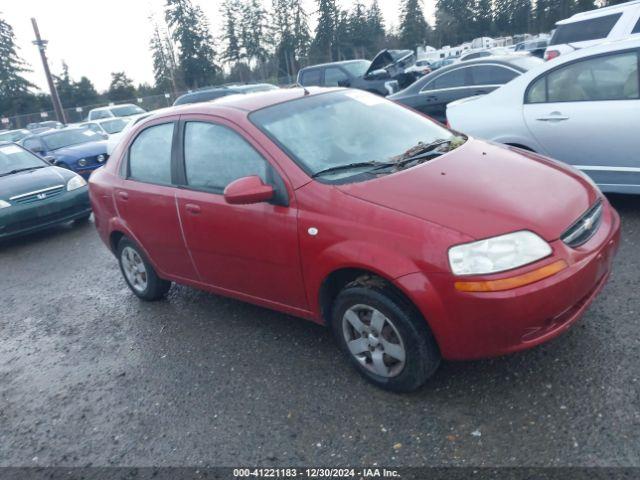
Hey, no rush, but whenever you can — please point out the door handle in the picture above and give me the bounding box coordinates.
[185,203,201,215]
[117,191,129,201]
[536,113,569,122]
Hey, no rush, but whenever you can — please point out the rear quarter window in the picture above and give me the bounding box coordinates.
[550,13,622,45]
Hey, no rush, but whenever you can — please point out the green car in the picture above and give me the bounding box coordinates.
[0,142,91,240]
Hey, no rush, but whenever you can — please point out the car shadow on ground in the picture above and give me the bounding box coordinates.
[0,218,93,251]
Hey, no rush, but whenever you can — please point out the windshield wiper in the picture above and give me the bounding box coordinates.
[0,166,45,177]
[312,161,392,178]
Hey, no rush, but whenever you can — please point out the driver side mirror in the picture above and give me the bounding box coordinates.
[224,176,274,205]
[43,155,56,164]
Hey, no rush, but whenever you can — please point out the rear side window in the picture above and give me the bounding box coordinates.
[526,51,639,103]
[633,17,640,34]
[300,69,321,86]
[183,122,268,192]
[425,68,469,91]
[549,13,622,45]
[471,66,519,85]
[128,123,174,185]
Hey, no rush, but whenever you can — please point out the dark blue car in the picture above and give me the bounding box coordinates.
[20,127,109,179]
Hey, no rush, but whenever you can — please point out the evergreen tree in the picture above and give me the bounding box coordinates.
[73,77,99,106]
[348,3,370,58]
[366,0,386,53]
[272,0,310,77]
[0,13,36,116]
[399,0,432,50]
[165,0,218,89]
[221,0,243,66]
[240,0,270,66]
[310,0,338,63]
[150,19,177,93]
[108,72,136,102]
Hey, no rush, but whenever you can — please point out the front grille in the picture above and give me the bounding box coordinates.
[561,201,603,248]
[10,185,65,205]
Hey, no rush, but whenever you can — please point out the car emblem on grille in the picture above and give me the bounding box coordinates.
[37,193,47,199]
[583,216,594,231]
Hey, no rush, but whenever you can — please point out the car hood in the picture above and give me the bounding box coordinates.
[336,139,598,241]
[366,49,415,77]
[0,166,73,200]
[52,141,107,158]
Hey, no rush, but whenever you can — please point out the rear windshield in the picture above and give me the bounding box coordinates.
[550,13,622,45]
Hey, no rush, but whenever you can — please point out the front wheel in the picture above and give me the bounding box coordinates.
[331,285,441,392]
[117,237,171,301]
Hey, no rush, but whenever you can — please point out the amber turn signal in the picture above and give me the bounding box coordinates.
[455,260,569,293]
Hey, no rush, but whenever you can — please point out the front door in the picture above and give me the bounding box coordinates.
[523,49,640,188]
[175,118,308,309]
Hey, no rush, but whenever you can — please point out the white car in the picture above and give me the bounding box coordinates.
[447,37,640,194]
[87,103,146,121]
[544,0,640,61]
[79,118,130,138]
[105,113,152,155]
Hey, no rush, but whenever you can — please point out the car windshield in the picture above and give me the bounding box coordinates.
[99,118,128,134]
[0,130,29,142]
[251,90,460,181]
[110,105,145,117]
[41,129,103,150]
[341,60,371,77]
[0,143,46,176]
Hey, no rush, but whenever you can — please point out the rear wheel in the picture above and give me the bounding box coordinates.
[117,237,171,301]
[331,285,440,392]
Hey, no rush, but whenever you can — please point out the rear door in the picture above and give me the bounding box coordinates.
[114,118,198,280]
[418,67,474,122]
[523,49,640,188]
[174,116,308,309]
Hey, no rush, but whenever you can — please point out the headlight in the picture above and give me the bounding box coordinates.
[0,199,11,209]
[448,231,552,276]
[67,175,87,191]
[78,158,87,167]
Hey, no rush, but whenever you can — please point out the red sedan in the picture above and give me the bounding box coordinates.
[89,88,620,392]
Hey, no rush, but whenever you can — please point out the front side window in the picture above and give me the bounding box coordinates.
[324,67,349,87]
[128,123,174,185]
[549,13,621,45]
[250,90,458,181]
[527,51,639,103]
[471,65,519,85]
[183,122,268,192]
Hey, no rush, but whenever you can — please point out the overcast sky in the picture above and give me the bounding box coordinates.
[3,0,436,92]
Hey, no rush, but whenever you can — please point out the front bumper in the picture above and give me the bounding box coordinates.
[0,187,91,240]
[398,198,621,361]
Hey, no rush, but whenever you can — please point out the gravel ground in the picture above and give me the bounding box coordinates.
[1,194,639,468]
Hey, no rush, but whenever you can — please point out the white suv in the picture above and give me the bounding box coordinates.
[544,0,640,61]
[87,104,146,121]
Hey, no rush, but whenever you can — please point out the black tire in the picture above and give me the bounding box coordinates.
[117,237,171,301]
[74,213,91,224]
[331,284,441,392]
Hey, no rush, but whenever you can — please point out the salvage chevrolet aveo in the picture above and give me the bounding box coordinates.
[89,88,620,392]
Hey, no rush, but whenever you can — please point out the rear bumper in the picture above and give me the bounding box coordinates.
[0,187,91,240]
[398,199,621,361]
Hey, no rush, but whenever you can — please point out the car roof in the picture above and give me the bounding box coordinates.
[300,59,369,70]
[144,87,337,124]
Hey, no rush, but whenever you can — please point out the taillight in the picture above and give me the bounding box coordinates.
[544,50,560,61]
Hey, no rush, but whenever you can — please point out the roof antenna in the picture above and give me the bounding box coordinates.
[296,82,311,96]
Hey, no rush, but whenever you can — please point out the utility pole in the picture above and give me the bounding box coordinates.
[31,18,66,124]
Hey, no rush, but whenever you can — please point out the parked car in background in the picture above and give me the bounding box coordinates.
[106,114,153,155]
[90,87,619,392]
[0,142,91,240]
[26,121,64,133]
[514,38,550,58]
[459,47,514,62]
[405,60,432,76]
[20,127,109,178]
[297,50,419,96]
[544,0,640,60]
[428,58,457,71]
[0,129,31,143]
[87,104,146,121]
[79,118,129,138]
[447,38,640,194]
[390,55,543,123]
[173,83,279,106]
